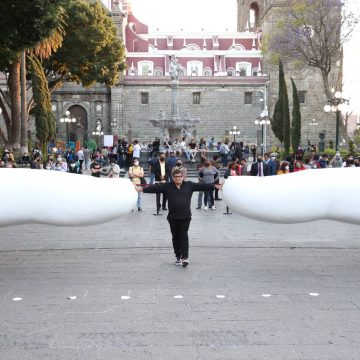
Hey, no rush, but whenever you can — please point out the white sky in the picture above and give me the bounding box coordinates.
[130,0,360,113]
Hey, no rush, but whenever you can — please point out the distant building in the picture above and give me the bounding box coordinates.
[0,0,341,149]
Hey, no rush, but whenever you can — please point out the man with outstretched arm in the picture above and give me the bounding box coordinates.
[135,168,223,267]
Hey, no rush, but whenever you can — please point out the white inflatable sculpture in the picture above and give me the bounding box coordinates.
[222,167,360,225]
[0,169,137,227]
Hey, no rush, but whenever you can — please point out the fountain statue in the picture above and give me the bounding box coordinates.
[150,57,199,141]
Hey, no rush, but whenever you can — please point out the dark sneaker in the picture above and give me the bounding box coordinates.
[175,257,182,266]
[162,206,168,211]
[181,258,189,267]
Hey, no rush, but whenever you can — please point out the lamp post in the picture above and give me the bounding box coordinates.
[254,110,271,155]
[229,126,240,143]
[60,110,77,148]
[323,88,349,151]
[92,120,104,148]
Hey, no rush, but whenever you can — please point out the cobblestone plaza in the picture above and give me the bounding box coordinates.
[1,188,360,359]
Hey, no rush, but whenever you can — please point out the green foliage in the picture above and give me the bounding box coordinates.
[290,78,302,150]
[28,56,56,150]
[0,0,64,69]
[272,100,284,144]
[324,148,336,157]
[348,140,356,155]
[328,140,334,149]
[86,140,97,152]
[280,60,291,155]
[353,129,360,147]
[46,0,125,88]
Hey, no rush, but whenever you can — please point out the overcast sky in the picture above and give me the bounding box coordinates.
[130,0,360,113]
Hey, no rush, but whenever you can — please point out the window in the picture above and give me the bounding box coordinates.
[187,61,203,76]
[141,92,149,105]
[193,92,201,104]
[244,92,253,104]
[227,67,235,76]
[138,61,154,76]
[298,91,306,104]
[236,62,252,76]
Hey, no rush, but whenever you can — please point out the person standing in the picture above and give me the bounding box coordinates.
[166,151,180,181]
[83,146,91,170]
[250,154,270,176]
[133,139,141,160]
[153,152,171,211]
[129,158,145,211]
[77,147,84,170]
[137,168,223,266]
[198,161,220,210]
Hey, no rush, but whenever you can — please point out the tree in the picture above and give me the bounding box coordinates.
[45,0,125,91]
[0,0,65,149]
[291,78,302,150]
[281,62,291,155]
[266,0,359,145]
[271,61,284,144]
[271,59,290,153]
[267,0,358,98]
[272,99,284,145]
[28,56,56,155]
[0,0,125,149]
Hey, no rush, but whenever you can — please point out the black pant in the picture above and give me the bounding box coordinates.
[168,218,191,259]
[156,192,167,209]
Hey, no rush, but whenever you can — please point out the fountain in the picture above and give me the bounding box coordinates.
[149,57,199,141]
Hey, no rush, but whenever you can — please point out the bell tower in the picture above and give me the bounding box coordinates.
[237,0,264,32]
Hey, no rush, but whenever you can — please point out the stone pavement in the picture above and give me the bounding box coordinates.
[1,179,360,360]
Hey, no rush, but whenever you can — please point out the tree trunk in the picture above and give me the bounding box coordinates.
[8,59,21,150]
[20,51,28,154]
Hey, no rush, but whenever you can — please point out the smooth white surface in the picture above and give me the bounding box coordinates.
[0,169,138,227]
[222,168,360,225]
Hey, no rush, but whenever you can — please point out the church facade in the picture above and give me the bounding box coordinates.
[1,0,339,149]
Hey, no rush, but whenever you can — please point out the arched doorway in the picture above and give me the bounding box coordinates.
[67,105,88,145]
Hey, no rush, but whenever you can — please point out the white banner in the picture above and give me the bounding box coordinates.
[103,135,114,147]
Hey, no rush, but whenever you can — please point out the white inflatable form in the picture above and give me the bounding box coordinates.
[0,169,138,227]
[222,167,360,225]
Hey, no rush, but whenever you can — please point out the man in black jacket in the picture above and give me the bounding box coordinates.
[152,153,171,211]
[250,154,270,177]
[136,168,222,267]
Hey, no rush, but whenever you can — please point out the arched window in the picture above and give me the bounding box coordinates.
[250,2,260,29]
[203,67,212,76]
[227,67,235,76]
[128,66,137,76]
[187,61,203,76]
[184,44,201,51]
[154,67,163,76]
[137,61,154,76]
[228,44,246,51]
[236,62,252,76]
[252,67,259,76]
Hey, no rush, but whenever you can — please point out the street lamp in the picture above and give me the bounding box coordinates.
[254,110,271,155]
[92,120,104,148]
[323,88,349,151]
[60,110,77,147]
[229,126,240,143]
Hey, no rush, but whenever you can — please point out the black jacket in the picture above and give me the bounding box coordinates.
[143,181,215,219]
[250,161,270,176]
[153,160,171,182]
